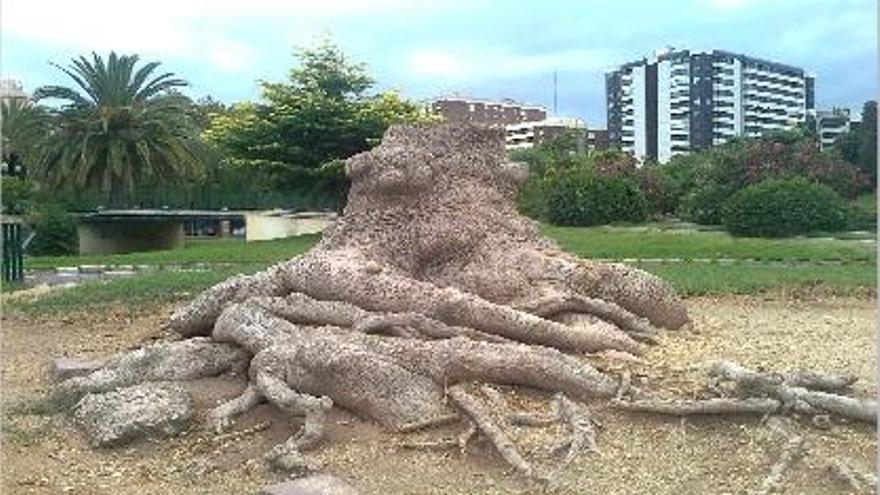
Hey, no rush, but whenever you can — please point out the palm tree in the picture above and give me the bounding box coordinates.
[33,52,204,200]
[1,98,49,177]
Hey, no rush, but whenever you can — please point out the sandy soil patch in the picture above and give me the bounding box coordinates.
[1,295,875,494]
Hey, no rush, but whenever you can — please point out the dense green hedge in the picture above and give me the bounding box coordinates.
[27,205,78,255]
[721,177,847,237]
[547,173,648,226]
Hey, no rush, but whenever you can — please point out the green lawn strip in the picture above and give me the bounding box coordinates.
[11,228,877,314]
[25,228,876,271]
[543,225,876,263]
[25,234,321,270]
[5,264,266,314]
[12,259,874,315]
[636,261,877,296]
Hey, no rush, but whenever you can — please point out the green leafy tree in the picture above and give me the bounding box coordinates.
[857,101,877,184]
[836,126,861,164]
[834,101,877,186]
[796,113,818,142]
[205,39,437,207]
[32,52,205,200]
[189,95,228,131]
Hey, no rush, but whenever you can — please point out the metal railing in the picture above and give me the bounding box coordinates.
[2,220,24,283]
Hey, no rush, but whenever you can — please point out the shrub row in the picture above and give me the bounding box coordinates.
[721,177,847,237]
[546,173,648,227]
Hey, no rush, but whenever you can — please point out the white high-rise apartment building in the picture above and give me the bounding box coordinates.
[606,48,815,163]
[0,79,28,105]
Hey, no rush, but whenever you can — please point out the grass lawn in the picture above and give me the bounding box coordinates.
[636,261,875,296]
[9,264,268,314]
[9,225,875,313]
[25,234,321,270]
[543,225,876,262]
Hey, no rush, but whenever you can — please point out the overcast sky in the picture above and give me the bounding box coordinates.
[2,0,876,126]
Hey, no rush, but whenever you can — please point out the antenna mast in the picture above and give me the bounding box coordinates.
[553,69,558,115]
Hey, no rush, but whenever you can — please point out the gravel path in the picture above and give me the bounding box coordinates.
[1,295,875,494]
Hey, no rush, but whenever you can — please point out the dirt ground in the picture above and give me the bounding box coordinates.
[1,294,876,495]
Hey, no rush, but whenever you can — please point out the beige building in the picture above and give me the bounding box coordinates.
[506,117,586,149]
[431,95,588,150]
[813,108,851,151]
[431,95,547,126]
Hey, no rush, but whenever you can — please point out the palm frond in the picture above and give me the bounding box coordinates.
[130,61,161,95]
[135,72,188,101]
[32,85,91,107]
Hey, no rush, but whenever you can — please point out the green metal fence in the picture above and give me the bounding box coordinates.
[2,221,24,283]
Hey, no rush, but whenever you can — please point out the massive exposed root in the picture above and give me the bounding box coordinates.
[52,338,249,404]
[50,124,874,488]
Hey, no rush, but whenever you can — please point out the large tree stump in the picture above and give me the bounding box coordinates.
[65,123,878,483]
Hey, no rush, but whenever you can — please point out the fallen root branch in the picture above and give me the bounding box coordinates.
[612,397,781,416]
[752,429,807,495]
[709,361,876,423]
[448,384,540,481]
[783,371,857,393]
[827,459,878,494]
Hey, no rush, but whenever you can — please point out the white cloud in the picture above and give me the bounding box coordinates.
[3,0,420,57]
[208,39,258,73]
[409,50,464,78]
[406,47,615,81]
[704,0,754,10]
[4,0,191,55]
[777,10,875,60]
